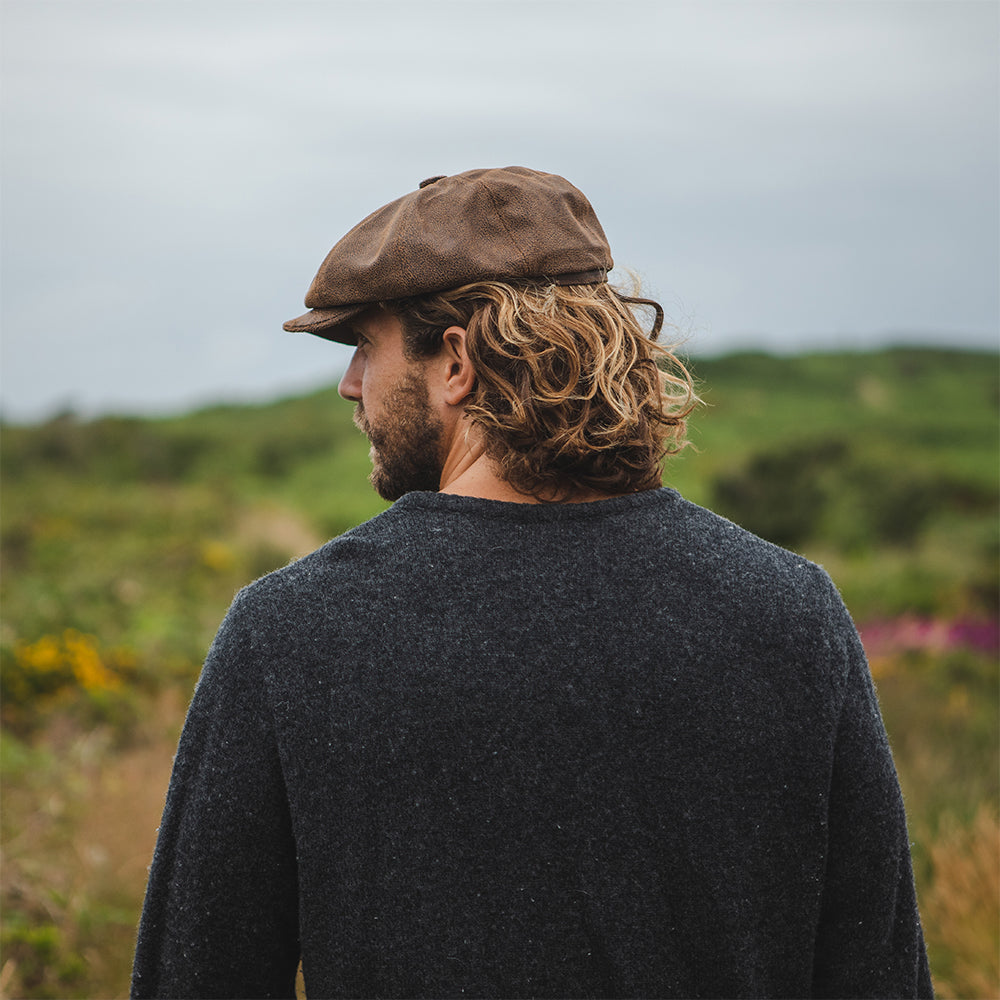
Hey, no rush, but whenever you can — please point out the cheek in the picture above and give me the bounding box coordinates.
[356,360,381,401]
[365,361,414,406]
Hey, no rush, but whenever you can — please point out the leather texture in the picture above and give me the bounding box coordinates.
[283,166,613,344]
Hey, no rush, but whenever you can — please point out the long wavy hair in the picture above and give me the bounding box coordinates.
[382,280,698,500]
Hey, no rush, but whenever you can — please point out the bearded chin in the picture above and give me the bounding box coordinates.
[355,376,446,501]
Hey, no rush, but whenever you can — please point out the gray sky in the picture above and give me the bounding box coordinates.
[2,0,997,422]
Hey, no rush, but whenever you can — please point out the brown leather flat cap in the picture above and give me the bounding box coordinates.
[283,166,613,344]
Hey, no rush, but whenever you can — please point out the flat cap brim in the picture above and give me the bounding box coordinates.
[282,303,368,344]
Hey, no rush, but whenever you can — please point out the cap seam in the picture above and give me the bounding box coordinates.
[396,200,419,289]
[478,178,532,277]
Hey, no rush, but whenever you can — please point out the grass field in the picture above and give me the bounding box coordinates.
[1,346,997,997]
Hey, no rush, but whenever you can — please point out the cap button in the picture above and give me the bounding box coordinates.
[418,175,447,189]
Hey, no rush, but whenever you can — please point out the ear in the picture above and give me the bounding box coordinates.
[438,325,477,406]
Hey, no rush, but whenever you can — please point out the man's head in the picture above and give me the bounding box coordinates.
[380,281,695,500]
[289,168,697,500]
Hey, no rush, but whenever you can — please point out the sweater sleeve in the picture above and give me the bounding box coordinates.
[131,590,300,999]
[810,580,933,998]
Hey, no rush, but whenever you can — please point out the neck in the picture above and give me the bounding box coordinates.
[439,456,537,503]
[438,441,536,502]
[439,447,624,506]
[436,416,625,505]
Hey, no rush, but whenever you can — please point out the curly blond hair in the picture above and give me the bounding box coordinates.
[382,281,698,500]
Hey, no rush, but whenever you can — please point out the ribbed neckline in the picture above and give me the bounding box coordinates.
[388,487,681,524]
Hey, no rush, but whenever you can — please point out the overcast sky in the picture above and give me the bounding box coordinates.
[2,0,997,422]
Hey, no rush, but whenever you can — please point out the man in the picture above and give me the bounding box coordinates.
[131,167,932,998]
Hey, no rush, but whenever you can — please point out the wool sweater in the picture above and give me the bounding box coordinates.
[131,488,932,999]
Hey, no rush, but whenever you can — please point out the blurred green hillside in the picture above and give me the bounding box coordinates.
[1,346,997,997]
[3,347,995,664]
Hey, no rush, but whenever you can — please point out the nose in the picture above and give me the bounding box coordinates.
[338,349,364,402]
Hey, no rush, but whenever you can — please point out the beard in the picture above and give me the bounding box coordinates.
[353,371,446,501]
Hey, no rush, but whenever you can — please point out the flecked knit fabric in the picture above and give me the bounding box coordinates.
[131,488,932,999]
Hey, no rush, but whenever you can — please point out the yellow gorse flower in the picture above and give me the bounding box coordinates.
[15,630,123,692]
[16,634,64,673]
[64,630,121,691]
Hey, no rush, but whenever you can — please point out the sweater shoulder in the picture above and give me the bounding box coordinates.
[213,507,405,651]
[666,494,841,601]
[234,506,397,602]
[663,496,864,684]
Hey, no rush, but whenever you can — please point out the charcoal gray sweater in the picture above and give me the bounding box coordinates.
[131,488,931,998]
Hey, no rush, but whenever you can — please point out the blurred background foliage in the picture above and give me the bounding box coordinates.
[1,346,997,997]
